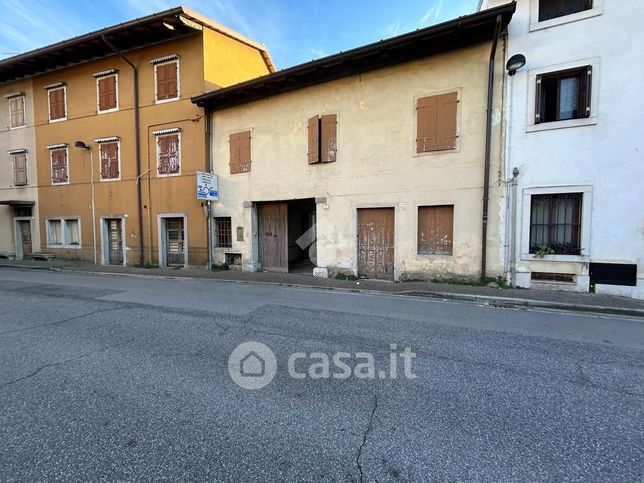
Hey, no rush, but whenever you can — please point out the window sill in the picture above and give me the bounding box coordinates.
[97,108,119,115]
[417,253,453,257]
[48,117,67,123]
[157,172,181,178]
[51,181,70,186]
[521,253,588,263]
[100,177,121,182]
[530,8,602,32]
[527,117,597,133]
[412,147,460,158]
[47,244,81,249]
[155,97,180,105]
[9,124,27,130]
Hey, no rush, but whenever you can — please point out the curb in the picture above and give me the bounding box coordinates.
[2,263,643,319]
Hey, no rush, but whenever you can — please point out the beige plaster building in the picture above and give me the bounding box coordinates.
[193,4,515,280]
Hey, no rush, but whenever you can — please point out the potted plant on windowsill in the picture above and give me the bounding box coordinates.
[533,245,555,258]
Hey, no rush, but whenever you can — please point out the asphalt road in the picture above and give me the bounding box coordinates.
[0,268,643,481]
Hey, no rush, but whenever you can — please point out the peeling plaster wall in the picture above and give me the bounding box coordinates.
[211,43,505,280]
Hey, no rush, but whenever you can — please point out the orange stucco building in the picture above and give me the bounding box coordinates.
[0,7,273,267]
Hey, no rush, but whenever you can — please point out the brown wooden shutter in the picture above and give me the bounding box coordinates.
[416,96,436,153]
[229,132,240,174]
[49,88,65,120]
[238,130,251,173]
[10,97,24,127]
[13,153,27,186]
[51,149,68,183]
[418,205,454,255]
[166,62,178,99]
[109,143,119,178]
[158,136,170,174]
[436,92,458,150]
[320,114,337,163]
[535,74,542,124]
[307,115,319,164]
[98,76,117,111]
[100,144,109,178]
[167,134,180,173]
[157,64,168,100]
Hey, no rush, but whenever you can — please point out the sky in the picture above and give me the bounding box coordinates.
[0,0,479,69]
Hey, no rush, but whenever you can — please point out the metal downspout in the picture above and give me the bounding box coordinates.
[481,15,503,281]
[101,34,145,266]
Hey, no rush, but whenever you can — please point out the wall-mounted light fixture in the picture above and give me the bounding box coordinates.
[506,54,526,76]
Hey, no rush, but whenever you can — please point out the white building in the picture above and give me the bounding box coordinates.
[482,0,644,299]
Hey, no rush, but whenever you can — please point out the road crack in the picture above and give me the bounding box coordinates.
[356,395,378,482]
[0,336,137,390]
[0,307,123,336]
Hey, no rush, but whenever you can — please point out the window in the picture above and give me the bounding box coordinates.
[97,74,118,112]
[155,60,179,102]
[418,205,454,255]
[416,92,458,153]
[536,66,592,123]
[99,141,120,180]
[215,217,232,248]
[156,132,180,175]
[47,218,80,248]
[12,152,27,186]
[50,147,69,184]
[539,0,592,22]
[48,86,66,121]
[307,114,337,164]
[229,130,252,174]
[529,193,582,255]
[9,95,25,128]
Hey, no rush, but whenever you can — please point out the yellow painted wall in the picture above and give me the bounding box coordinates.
[32,33,209,266]
[202,27,271,90]
[210,42,506,279]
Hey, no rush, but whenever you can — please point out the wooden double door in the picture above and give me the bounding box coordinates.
[258,203,288,272]
[357,208,395,280]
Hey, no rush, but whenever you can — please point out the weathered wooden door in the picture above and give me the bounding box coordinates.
[19,220,32,258]
[166,218,185,267]
[358,208,395,280]
[107,219,123,265]
[258,203,288,272]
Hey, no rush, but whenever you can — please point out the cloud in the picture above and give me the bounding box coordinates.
[420,0,445,26]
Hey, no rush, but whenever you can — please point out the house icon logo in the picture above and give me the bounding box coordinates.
[240,351,265,377]
[228,342,277,390]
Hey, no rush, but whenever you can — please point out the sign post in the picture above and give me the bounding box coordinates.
[197,172,218,271]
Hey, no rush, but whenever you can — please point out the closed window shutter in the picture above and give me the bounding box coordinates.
[14,153,27,185]
[238,130,251,173]
[10,97,25,127]
[416,96,436,153]
[166,62,178,99]
[157,64,168,100]
[307,115,319,164]
[49,89,65,120]
[98,77,117,110]
[418,205,454,255]
[320,114,337,162]
[229,133,240,174]
[436,92,458,151]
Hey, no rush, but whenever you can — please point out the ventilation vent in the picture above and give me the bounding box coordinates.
[531,272,575,283]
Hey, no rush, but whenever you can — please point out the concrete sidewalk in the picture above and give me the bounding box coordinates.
[1,258,643,318]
